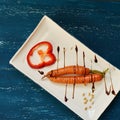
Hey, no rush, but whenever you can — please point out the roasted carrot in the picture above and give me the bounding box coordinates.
[44,65,90,77]
[47,73,103,84]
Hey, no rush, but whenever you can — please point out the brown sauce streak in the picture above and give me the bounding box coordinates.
[63,48,66,68]
[75,45,78,66]
[38,71,44,75]
[64,95,68,102]
[91,60,95,93]
[94,55,98,63]
[63,47,68,102]
[72,45,79,99]
[92,75,95,93]
[83,51,86,84]
[83,51,85,67]
[57,46,60,70]
[72,66,77,99]
[103,77,111,95]
[109,70,116,95]
[64,82,68,102]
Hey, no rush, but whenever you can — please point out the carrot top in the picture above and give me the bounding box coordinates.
[90,68,109,77]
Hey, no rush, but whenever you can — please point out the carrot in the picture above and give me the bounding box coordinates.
[47,73,103,84]
[44,65,90,77]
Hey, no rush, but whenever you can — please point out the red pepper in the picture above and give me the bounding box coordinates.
[27,41,56,69]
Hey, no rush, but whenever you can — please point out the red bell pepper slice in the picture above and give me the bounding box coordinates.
[27,41,56,69]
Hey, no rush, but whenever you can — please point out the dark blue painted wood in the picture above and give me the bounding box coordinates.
[0,0,120,120]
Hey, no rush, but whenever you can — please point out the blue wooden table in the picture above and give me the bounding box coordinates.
[0,0,120,120]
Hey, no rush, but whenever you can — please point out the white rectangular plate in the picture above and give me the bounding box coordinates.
[9,16,120,120]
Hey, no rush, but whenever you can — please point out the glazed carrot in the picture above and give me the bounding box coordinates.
[47,73,103,84]
[44,65,90,77]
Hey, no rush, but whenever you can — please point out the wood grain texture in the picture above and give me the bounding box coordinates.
[0,0,120,120]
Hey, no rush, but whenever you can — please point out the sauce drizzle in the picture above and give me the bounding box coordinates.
[63,47,68,102]
[91,60,95,93]
[75,45,78,66]
[63,48,66,68]
[109,69,116,95]
[72,45,78,99]
[83,51,85,67]
[94,55,98,63]
[38,71,44,75]
[83,51,86,85]
[57,46,60,70]
[64,82,68,102]
[92,81,95,93]
[103,77,111,95]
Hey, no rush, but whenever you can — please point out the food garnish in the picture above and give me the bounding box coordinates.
[27,41,56,69]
